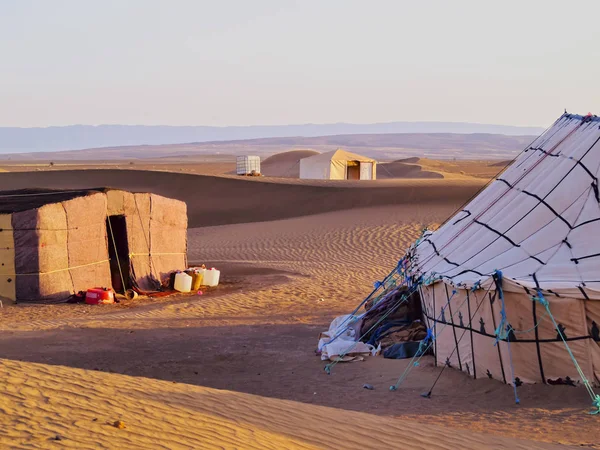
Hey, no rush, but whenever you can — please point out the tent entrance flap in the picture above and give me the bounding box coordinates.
[360,162,373,180]
[106,215,130,293]
[346,160,360,180]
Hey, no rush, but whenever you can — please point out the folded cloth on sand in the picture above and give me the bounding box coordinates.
[320,340,376,362]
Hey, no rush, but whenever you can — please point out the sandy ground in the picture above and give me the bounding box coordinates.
[0,167,596,448]
[0,358,568,450]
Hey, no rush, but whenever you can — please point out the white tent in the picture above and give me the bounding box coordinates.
[406,112,600,388]
[299,149,377,180]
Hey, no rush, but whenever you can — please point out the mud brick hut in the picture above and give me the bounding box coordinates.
[0,189,187,303]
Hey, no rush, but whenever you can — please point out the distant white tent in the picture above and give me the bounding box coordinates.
[299,149,377,180]
[408,112,600,388]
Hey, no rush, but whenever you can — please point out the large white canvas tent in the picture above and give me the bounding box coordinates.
[299,149,376,180]
[407,112,600,389]
[318,112,600,412]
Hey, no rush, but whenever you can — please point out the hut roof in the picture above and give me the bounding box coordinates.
[0,188,108,214]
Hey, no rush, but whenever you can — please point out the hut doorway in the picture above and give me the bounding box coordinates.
[106,215,130,293]
[346,160,360,180]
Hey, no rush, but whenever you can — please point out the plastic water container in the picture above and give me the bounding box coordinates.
[174,272,193,292]
[192,268,206,290]
[203,268,220,287]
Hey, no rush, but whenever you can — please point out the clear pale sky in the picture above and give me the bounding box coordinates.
[1,0,599,128]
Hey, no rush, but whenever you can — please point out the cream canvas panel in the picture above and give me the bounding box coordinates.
[420,282,597,384]
[498,293,592,383]
[440,284,472,372]
[149,194,187,284]
[421,284,501,380]
[0,214,15,301]
[460,286,506,382]
[62,193,111,293]
[299,155,330,179]
[330,160,346,180]
[36,203,72,302]
[124,193,154,290]
[586,301,600,384]
[359,162,372,180]
[359,161,376,180]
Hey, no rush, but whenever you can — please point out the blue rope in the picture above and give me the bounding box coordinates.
[332,263,404,336]
[324,282,418,374]
[390,289,461,391]
[533,289,599,415]
[389,327,435,391]
[390,280,495,393]
[318,257,415,358]
[494,270,520,405]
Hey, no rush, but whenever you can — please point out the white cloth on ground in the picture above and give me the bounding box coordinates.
[317,314,374,361]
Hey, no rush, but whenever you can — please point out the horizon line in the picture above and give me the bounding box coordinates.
[0,119,548,130]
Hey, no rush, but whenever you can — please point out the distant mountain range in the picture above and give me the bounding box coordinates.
[0,122,545,154]
[0,132,537,161]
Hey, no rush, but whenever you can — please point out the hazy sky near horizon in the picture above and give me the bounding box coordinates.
[1,0,599,128]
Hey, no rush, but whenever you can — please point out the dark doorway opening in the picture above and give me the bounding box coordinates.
[106,215,130,293]
[346,160,360,180]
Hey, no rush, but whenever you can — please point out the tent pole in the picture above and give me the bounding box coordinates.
[445,284,462,371]
[466,289,477,379]
[432,283,437,367]
[488,290,507,384]
[531,294,547,383]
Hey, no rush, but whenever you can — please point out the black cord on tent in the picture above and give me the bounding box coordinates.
[429,125,600,281]
[434,113,565,231]
[419,115,591,279]
[420,283,490,398]
[429,187,589,282]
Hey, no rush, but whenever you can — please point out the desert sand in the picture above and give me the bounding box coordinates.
[0,163,595,449]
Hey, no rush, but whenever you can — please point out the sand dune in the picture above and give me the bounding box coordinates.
[378,158,512,180]
[394,157,421,163]
[378,161,444,179]
[0,169,485,227]
[261,149,319,177]
[0,359,562,449]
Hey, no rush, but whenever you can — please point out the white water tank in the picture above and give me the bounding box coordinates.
[174,272,192,293]
[236,156,261,175]
[203,268,220,287]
